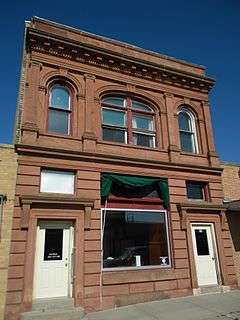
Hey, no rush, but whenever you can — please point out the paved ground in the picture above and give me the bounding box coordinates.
[84,290,240,320]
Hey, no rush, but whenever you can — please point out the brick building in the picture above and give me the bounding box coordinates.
[5,17,238,320]
[221,162,240,287]
[0,145,17,320]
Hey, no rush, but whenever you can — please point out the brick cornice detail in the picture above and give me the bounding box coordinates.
[15,143,222,175]
[27,29,214,93]
[19,194,94,230]
[177,202,227,230]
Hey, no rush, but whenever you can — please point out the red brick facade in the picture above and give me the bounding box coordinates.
[5,17,237,320]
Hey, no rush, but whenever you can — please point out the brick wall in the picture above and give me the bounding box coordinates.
[221,163,240,200]
[0,145,17,320]
[222,163,240,287]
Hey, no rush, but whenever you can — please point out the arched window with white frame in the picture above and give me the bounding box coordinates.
[48,84,71,135]
[178,108,198,153]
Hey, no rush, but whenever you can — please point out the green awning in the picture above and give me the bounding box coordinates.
[101,173,170,208]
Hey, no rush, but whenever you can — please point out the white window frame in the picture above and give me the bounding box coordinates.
[48,85,71,135]
[101,107,128,144]
[40,170,75,194]
[178,108,199,154]
[101,208,171,271]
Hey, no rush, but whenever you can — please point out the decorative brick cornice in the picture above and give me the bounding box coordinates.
[177,202,227,230]
[19,194,95,230]
[27,28,215,93]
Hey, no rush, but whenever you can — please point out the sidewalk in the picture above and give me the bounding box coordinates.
[84,290,240,320]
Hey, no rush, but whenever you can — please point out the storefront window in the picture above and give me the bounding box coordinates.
[102,209,170,269]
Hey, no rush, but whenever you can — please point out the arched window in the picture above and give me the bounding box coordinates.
[178,108,198,153]
[101,96,156,148]
[48,84,71,135]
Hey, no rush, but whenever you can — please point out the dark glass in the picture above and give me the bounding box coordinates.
[51,86,70,110]
[132,100,152,112]
[178,112,191,131]
[48,110,69,134]
[187,182,204,200]
[195,229,209,255]
[180,132,194,152]
[103,210,169,268]
[44,229,63,261]
[102,127,125,143]
[102,109,126,127]
[133,133,154,147]
[102,97,124,107]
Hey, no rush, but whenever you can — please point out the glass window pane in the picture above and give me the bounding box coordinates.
[178,112,191,131]
[40,170,75,194]
[102,109,126,127]
[44,229,63,261]
[132,100,152,112]
[195,229,209,255]
[51,86,70,110]
[133,133,154,148]
[132,115,153,130]
[102,97,124,107]
[103,127,126,143]
[48,110,69,135]
[180,132,194,152]
[103,210,169,268]
[187,183,204,200]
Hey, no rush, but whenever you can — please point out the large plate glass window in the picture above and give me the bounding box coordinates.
[102,209,170,269]
[101,97,156,147]
[48,85,71,135]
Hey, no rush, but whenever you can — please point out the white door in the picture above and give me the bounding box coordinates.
[34,221,73,299]
[191,224,219,286]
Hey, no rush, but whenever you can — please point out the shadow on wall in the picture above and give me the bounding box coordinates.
[227,212,240,252]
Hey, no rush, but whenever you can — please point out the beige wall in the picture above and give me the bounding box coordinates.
[221,163,240,201]
[0,145,17,320]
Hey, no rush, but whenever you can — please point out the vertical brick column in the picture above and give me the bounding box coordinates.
[202,101,219,166]
[82,74,97,152]
[21,61,41,143]
[198,118,208,154]
[164,93,180,162]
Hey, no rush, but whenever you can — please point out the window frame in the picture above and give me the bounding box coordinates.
[101,96,156,148]
[178,108,198,154]
[48,84,72,135]
[101,207,171,271]
[186,181,209,201]
[40,169,75,195]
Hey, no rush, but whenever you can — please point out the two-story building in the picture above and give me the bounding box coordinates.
[5,16,238,320]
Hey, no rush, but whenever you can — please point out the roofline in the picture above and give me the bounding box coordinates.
[0,144,14,149]
[32,16,206,72]
[221,161,240,167]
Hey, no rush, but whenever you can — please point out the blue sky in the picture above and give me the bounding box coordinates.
[1,0,240,162]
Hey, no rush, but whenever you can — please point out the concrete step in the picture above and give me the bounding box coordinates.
[194,285,230,296]
[200,285,223,294]
[21,298,85,320]
[21,307,85,320]
[32,297,74,311]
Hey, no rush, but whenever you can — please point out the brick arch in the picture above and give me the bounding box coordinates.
[174,99,202,120]
[95,84,166,113]
[40,70,82,94]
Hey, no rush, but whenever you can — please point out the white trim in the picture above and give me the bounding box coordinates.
[178,108,199,154]
[191,223,220,286]
[33,221,74,298]
[101,208,171,271]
